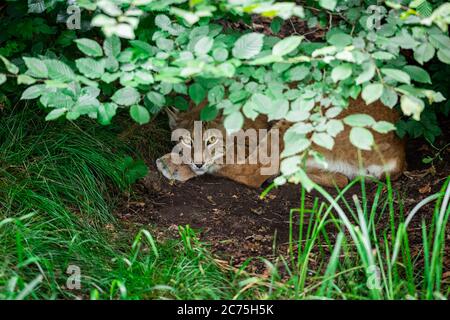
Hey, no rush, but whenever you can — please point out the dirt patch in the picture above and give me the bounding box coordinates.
[122,173,301,263]
[116,119,450,277]
[115,17,450,277]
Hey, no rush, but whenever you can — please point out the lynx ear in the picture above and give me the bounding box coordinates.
[166,107,180,130]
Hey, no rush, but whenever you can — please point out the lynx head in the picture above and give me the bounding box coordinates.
[156,103,227,180]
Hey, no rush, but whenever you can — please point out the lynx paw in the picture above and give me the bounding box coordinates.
[156,153,196,182]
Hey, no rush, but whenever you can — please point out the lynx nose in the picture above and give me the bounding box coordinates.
[194,163,203,169]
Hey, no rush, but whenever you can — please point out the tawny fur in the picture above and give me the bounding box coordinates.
[157,98,406,188]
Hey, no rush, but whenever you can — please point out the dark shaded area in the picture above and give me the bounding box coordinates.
[116,117,450,282]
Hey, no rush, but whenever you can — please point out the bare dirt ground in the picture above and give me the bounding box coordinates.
[115,118,450,281]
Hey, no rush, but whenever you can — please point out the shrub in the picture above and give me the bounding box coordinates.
[0,0,449,186]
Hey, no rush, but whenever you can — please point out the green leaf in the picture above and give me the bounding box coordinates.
[146,91,166,107]
[361,83,383,104]
[281,138,310,158]
[232,33,264,59]
[207,85,225,104]
[272,36,303,56]
[414,0,433,16]
[75,58,105,79]
[21,84,45,100]
[380,88,398,108]
[75,38,103,57]
[328,33,352,47]
[319,0,337,11]
[270,18,283,34]
[242,100,259,120]
[0,74,6,85]
[45,108,67,121]
[0,56,19,74]
[170,7,199,25]
[103,36,121,57]
[224,111,244,134]
[111,87,141,106]
[155,14,172,31]
[130,40,154,56]
[372,121,396,133]
[217,62,235,77]
[269,99,289,120]
[326,119,344,137]
[194,36,214,56]
[173,96,189,111]
[23,57,48,78]
[403,65,431,84]
[355,62,375,85]
[429,34,450,51]
[400,95,424,121]
[44,60,76,82]
[325,107,342,118]
[381,68,411,84]
[130,105,150,125]
[331,64,352,82]
[156,38,174,51]
[372,51,395,60]
[188,83,206,105]
[212,48,228,62]
[134,70,154,85]
[98,103,118,125]
[414,43,435,65]
[45,92,75,109]
[289,122,314,134]
[280,156,301,176]
[72,94,100,114]
[349,127,374,150]
[343,114,376,127]
[200,105,218,121]
[101,72,121,83]
[437,49,450,64]
[312,132,334,150]
[285,65,309,81]
[66,111,80,121]
[17,75,36,85]
[286,110,310,122]
[252,93,275,114]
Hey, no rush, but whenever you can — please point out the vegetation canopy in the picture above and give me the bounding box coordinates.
[1,0,450,186]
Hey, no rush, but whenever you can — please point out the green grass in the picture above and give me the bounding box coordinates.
[0,106,448,300]
[247,177,450,299]
[0,106,238,299]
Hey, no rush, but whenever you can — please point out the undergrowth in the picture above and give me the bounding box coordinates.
[0,104,448,300]
[0,105,236,299]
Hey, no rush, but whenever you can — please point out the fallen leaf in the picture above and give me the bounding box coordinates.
[419,184,431,194]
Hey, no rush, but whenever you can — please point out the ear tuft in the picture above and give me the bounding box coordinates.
[166,107,180,130]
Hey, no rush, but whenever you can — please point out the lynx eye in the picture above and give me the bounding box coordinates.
[206,135,217,146]
[180,136,192,146]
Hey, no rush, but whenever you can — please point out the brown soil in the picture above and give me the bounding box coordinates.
[115,119,450,279]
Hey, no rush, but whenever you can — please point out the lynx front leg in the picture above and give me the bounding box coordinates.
[156,153,197,182]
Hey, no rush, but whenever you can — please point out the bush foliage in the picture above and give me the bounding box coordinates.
[1,0,450,186]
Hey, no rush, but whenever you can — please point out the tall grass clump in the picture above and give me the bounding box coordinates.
[244,177,450,300]
[0,105,236,299]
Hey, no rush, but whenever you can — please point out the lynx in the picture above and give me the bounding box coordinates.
[156,98,406,188]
